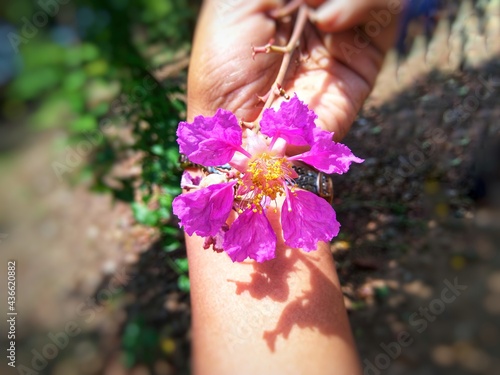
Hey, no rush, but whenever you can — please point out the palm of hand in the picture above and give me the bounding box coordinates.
[188,1,393,141]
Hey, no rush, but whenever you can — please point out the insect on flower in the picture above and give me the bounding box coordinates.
[173,94,363,263]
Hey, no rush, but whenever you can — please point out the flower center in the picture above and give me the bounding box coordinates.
[236,153,294,212]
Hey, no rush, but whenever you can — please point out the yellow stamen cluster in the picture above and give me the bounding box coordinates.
[236,153,294,212]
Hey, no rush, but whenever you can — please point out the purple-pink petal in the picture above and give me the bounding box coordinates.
[177,109,243,166]
[260,94,317,146]
[290,129,363,174]
[172,181,236,237]
[281,189,340,251]
[223,209,277,263]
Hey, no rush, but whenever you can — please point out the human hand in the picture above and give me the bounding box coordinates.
[187,0,403,141]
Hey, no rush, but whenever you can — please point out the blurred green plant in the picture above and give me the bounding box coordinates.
[122,316,160,367]
[3,0,199,370]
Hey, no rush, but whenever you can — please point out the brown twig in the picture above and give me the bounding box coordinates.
[254,5,309,128]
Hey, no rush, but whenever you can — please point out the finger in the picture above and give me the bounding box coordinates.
[310,0,406,33]
[202,0,285,25]
[303,0,325,8]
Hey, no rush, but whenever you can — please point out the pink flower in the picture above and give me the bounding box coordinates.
[173,95,363,262]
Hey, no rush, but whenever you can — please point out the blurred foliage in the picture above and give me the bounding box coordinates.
[2,0,199,369]
[122,316,160,368]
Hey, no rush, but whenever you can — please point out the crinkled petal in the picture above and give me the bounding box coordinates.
[177,109,243,166]
[281,189,340,251]
[290,129,363,174]
[260,94,316,146]
[173,181,236,237]
[223,209,277,262]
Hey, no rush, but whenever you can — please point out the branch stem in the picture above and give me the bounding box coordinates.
[255,5,309,127]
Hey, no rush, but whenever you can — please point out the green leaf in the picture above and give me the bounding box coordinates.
[163,241,181,253]
[161,226,180,237]
[70,115,98,132]
[81,43,100,62]
[151,144,164,155]
[90,102,110,117]
[85,59,109,77]
[171,98,185,113]
[165,147,179,166]
[375,286,390,300]
[131,202,159,226]
[157,207,170,220]
[163,185,181,196]
[177,274,190,292]
[9,67,61,100]
[174,258,189,273]
[21,43,66,69]
[63,71,88,92]
[30,98,73,129]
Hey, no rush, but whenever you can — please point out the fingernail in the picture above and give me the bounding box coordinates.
[314,0,343,23]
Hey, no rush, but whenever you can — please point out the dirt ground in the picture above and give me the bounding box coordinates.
[1,1,499,374]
